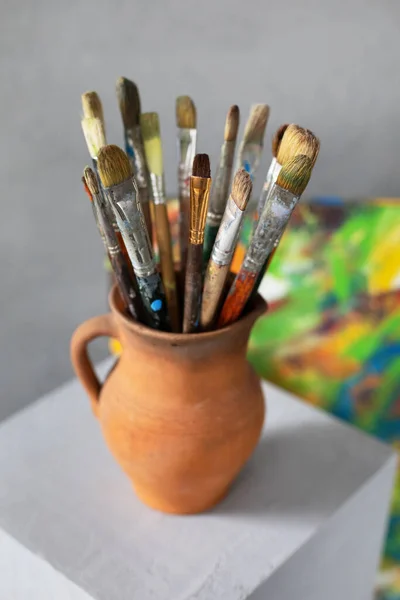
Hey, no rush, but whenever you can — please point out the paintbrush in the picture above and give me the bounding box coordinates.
[203,105,240,266]
[235,104,270,179]
[257,124,320,220]
[176,96,197,275]
[97,144,170,331]
[249,126,320,298]
[141,112,180,332]
[83,167,146,322]
[201,169,252,331]
[81,116,107,176]
[218,155,314,328]
[81,91,105,135]
[116,77,153,244]
[183,154,212,333]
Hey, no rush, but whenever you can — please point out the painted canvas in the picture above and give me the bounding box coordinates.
[234,198,400,600]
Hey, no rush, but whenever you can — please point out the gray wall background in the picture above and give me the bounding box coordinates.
[0,0,399,420]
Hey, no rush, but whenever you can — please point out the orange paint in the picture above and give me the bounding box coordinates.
[218,270,258,328]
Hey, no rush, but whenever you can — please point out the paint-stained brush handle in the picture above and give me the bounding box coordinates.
[202,223,220,268]
[153,203,180,332]
[179,197,190,275]
[139,187,153,246]
[218,269,258,328]
[136,272,170,331]
[183,244,203,333]
[201,260,230,330]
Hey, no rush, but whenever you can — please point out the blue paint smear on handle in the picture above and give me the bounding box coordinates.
[151,299,163,312]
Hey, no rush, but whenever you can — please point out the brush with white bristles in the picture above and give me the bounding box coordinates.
[176,96,197,276]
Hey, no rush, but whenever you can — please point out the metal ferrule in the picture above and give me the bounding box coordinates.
[177,128,197,199]
[189,176,211,244]
[104,178,156,277]
[125,127,149,199]
[243,184,299,274]
[211,196,243,266]
[257,159,282,216]
[149,173,166,205]
[208,140,235,219]
[236,142,263,179]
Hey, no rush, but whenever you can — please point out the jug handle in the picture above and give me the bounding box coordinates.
[70,313,119,417]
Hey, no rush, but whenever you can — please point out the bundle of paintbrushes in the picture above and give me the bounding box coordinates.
[80,79,320,334]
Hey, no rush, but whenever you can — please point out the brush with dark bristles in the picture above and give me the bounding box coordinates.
[83,167,145,322]
[218,155,314,328]
[203,105,240,266]
[81,91,105,135]
[235,104,270,179]
[249,125,321,297]
[183,154,212,333]
[141,112,180,332]
[97,144,170,331]
[176,96,197,276]
[116,77,153,244]
[201,169,252,330]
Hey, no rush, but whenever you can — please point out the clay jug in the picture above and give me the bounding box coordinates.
[71,285,266,514]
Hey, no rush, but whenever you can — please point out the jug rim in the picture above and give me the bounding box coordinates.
[109,284,267,344]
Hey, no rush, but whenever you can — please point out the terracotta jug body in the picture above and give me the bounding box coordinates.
[71,285,266,514]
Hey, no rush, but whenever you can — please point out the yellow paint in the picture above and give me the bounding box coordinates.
[143,137,163,176]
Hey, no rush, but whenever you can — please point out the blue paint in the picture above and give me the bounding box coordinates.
[243,160,251,174]
[151,299,163,312]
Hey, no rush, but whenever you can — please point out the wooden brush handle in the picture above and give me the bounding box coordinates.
[183,243,203,333]
[201,260,229,330]
[218,269,257,328]
[179,196,190,276]
[154,203,180,332]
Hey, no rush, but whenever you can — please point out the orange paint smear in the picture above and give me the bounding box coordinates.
[218,270,257,327]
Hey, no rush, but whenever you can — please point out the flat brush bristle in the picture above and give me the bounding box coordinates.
[231,169,252,210]
[192,154,211,178]
[224,105,240,142]
[176,96,197,129]
[81,117,106,158]
[141,112,163,176]
[140,112,160,141]
[83,166,99,196]
[277,124,320,166]
[276,155,313,197]
[116,76,141,129]
[272,124,289,158]
[97,145,133,188]
[243,104,270,145]
[81,91,104,123]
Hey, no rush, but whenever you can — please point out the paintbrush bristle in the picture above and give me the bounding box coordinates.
[116,76,141,130]
[231,169,252,210]
[224,105,240,142]
[83,166,99,196]
[176,96,197,129]
[192,154,211,178]
[141,112,163,176]
[272,124,289,158]
[81,117,106,159]
[277,124,320,166]
[81,91,104,124]
[276,155,313,197]
[243,104,270,145]
[97,144,133,188]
